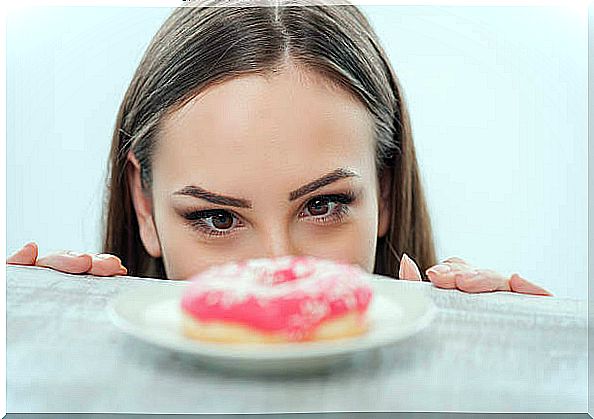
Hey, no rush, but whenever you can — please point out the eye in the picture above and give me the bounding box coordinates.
[182,209,243,237]
[210,212,234,229]
[300,192,356,225]
[306,197,332,217]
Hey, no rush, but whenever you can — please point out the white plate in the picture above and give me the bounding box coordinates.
[108,276,437,374]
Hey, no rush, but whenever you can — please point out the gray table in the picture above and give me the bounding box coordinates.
[6,264,587,413]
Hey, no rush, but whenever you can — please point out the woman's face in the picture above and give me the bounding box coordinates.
[128,65,392,279]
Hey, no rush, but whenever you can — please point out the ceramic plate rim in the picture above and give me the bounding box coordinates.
[108,275,437,361]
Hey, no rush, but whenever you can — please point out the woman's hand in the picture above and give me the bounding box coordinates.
[6,242,127,277]
[398,253,553,296]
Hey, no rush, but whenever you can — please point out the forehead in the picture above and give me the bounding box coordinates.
[154,67,375,192]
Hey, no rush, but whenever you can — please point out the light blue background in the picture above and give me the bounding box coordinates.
[6,5,587,298]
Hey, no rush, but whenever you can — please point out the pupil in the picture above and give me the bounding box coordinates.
[212,212,233,229]
[308,199,329,216]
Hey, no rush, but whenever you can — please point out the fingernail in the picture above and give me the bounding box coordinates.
[401,253,413,267]
[400,253,421,281]
[66,251,84,257]
[427,264,451,274]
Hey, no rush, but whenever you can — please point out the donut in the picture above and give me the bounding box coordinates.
[180,256,373,343]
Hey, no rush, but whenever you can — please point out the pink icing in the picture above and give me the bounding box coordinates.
[180,256,373,341]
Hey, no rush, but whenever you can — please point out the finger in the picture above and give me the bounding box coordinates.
[509,274,553,296]
[441,256,473,271]
[7,242,39,265]
[36,251,93,274]
[88,254,127,277]
[399,253,422,281]
[442,256,469,266]
[455,269,511,293]
[425,264,457,289]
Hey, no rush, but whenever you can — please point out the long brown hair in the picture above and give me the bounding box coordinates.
[102,3,437,279]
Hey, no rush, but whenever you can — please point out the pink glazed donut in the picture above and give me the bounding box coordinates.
[180,256,373,343]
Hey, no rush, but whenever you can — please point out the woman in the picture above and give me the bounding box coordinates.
[6,3,551,295]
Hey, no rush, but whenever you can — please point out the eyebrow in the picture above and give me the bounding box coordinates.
[173,167,360,208]
[288,168,360,201]
[173,186,251,208]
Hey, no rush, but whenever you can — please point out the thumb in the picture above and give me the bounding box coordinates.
[509,273,553,296]
[399,253,422,281]
[7,242,39,265]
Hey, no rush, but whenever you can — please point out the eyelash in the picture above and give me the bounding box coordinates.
[182,209,244,238]
[297,192,354,225]
[181,191,356,238]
